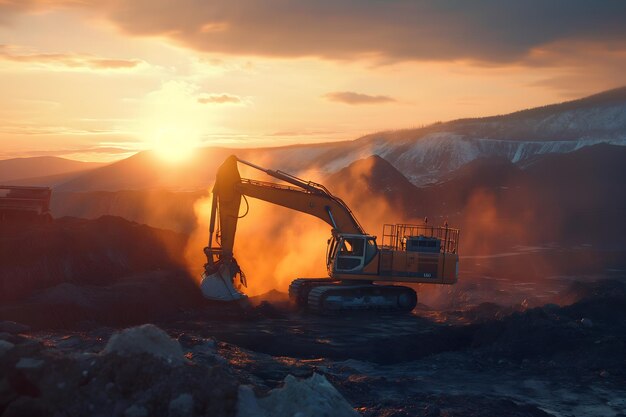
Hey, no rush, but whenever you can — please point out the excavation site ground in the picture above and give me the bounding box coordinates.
[1,215,625,416]
[1,267,625,417]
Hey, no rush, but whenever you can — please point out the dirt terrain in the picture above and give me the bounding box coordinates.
[1,274,625,416]
[1,217,625,416]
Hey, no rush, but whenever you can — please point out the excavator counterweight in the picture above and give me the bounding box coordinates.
[200,155,460,313]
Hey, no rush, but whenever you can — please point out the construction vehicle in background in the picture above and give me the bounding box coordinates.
[200,155,460,313]
[0,185,52,222]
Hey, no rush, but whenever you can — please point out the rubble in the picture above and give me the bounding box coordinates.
[15,358,44,370]
[169,393,194,417]
[102,324,185,365]
[237,373,359,417]
[0,340,14,357]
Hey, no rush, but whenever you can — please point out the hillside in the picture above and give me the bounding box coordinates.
[45,87,626,192]
[0,156,104,183]
[0,216,188,304]
[330,144,626,249]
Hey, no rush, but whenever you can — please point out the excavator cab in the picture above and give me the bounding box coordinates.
[327,233,378,274]
[201,155,461,313]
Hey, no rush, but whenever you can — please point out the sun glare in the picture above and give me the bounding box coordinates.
[150,125,198,163]
[137,81,215,163]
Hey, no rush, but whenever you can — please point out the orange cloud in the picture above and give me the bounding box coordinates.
[197,94,242,105]
[0,45,142,70]
[3,1,626,66]
[323,91,396,105]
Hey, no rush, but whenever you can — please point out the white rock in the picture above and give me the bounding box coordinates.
[169,393,194,417]
[124,404,148,417]
[15,357,44,370]
[0,340,14,357]
[237,373,359,417]
[580,318,593,328]
[102,324,184,365]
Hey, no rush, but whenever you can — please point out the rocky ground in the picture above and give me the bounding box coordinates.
[1,217,625,416]
[1,276,625,417]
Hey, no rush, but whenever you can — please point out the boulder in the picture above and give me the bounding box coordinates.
[102,324,184,365]
[237,373,359,417]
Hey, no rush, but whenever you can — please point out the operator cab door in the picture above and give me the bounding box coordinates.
[328,235,378,275]
[335,236,365,272]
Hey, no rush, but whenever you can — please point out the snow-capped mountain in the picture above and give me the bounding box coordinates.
[305,86,626,184]
[50,86,626,192]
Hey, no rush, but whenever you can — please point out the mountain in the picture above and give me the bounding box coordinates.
[0,156,104,183]
[50,87,626,192]
[330,144,626,250]
[55,148,232,192]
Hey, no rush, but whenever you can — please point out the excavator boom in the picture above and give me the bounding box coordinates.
[200,155,460,313]
[201,155,366,301]
[208,155,364,261]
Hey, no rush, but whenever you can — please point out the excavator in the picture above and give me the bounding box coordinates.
[200,155,460,313]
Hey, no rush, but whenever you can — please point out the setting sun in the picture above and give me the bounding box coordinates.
[149,126,199,163]
[138,81,211,162]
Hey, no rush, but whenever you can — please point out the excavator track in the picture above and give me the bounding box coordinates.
[307,284,417,314]
[289,278,339,309]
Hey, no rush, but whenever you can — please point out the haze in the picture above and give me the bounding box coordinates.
[1,0,626,162]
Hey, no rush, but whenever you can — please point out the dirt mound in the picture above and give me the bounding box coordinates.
[0,216,187,303]
[0,271,205,329]
[238,373,359,417]
[0,325,238,417]
[467,279,626,378]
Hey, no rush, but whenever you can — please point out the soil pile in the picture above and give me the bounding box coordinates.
[0,216,187,304]
[0,324,237,417]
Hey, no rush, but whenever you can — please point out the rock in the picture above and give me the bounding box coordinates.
[237,373,359,417]
[580,318,593,328]
[0,321,30,334]
[102,324,185,365]
[0,332,22,344]
[169,393,194,417]
[15,357,44,370]
[0,340,15,356]
[124,404,149,417]
[600,370,609,378]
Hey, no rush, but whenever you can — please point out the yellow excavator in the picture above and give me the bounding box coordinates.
[200,155,460,313]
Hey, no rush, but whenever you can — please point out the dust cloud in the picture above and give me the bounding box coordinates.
[183,156,615,306]
[184,180,330,296]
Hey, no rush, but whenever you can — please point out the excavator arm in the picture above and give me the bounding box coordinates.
[201,155,366,300]
[210,155,364,260]
[201,155,460,312]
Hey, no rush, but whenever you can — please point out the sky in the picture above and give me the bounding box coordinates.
[1,0,626,162]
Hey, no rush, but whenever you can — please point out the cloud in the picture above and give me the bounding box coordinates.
[323,91,396,105]
[270,129,338,137]
[197,93,242,104]
[0,122,122,136]
[14,146,136,157]
[0,45,143,70]
[3,1,626,70]
[524,39,626,97]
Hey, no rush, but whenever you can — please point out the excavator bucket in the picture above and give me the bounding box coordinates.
[200,261,247,302]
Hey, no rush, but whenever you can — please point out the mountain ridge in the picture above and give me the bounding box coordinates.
[33,86,626,191]
[0,156,105,184]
